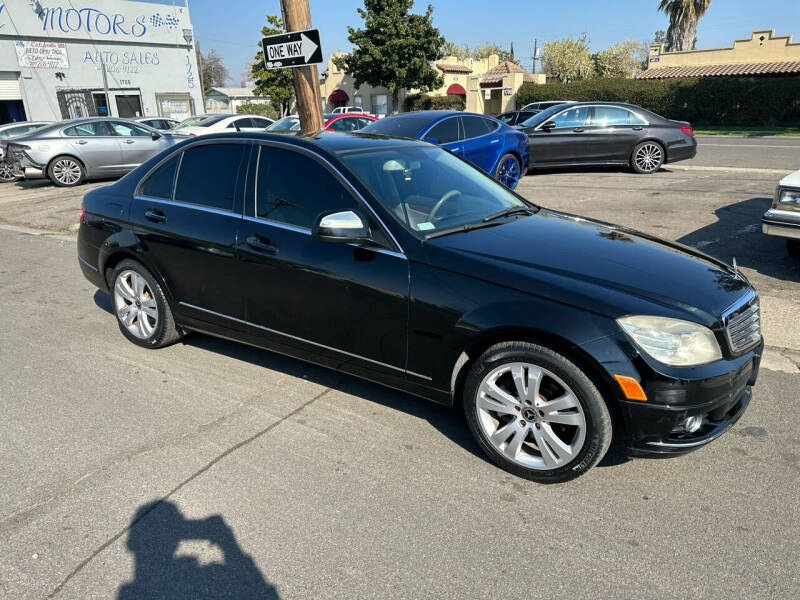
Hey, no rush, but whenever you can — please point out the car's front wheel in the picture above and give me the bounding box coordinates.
[463,341,612,483]
[0,159,19,183]
[48,155,85,187]
[631,141,664,174]
[111,260,182,349]
[495,153,521,189]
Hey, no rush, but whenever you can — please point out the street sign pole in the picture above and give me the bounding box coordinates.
[278,0,323,134]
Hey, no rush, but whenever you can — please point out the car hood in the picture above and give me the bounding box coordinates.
[779,168,800,188]
[423,209,752,325]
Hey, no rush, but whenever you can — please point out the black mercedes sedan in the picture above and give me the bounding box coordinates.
[78,131,760,483]
[519,102,697,174]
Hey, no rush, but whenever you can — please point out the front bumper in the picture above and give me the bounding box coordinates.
[762,209,800,240]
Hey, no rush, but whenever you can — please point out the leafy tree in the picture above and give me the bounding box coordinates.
[658,0,712,52]
[594,40,649,78]
[236,102,278,120]
[541,34,595,83]
[250,15,295,117]
[441,41,519,64]
[199,48,229,93]
[653,30,667,44]
[334,0,444,114]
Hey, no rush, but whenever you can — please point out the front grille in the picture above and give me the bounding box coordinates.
[723,292,761,353]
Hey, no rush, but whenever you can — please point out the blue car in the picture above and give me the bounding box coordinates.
[360,111,529,189]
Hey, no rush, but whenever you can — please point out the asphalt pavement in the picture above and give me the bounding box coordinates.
[1,136,799,599]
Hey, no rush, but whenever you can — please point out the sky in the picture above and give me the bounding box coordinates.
[187,0,800,86]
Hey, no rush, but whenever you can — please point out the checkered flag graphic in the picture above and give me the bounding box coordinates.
[149,14,163,28]
[164,14,179,29]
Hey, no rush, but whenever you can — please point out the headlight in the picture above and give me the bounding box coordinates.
[774,187,800,212]
[617,315,722,366]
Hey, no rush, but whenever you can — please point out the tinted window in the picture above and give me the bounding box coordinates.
[110,121,151,136]
[592,106,632,126]
[251,118,271,128]
[426,118,461,143]
[327,117,354,132]
[356,117,374,129]
[462,116,495,139]
[360,115,435,138]
[496,113,514,124]
[140,154,179,199]
[629,112,648,126]
[63,121,111,136]
[227,118,253,129]
[175,143,245,211]
[551,107,589,128]
[256,146,357,229]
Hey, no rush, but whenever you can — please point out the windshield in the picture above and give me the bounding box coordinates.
[340,145,532,236]
[359,115,433,139]
[267,116,300,131]
[518,104,569,128]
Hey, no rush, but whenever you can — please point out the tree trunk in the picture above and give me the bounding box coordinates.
[666,18,698,52]
[392,88,400,115]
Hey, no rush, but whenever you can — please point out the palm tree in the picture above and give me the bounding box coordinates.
[658,0,712,52]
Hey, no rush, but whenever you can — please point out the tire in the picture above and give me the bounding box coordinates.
[110,260,181,349]
[463,341,612,483]
[788,239,800,260]
[0,159,19,183]
[630,141,664,174]
[495,153,521,189]
[47,155,85,187]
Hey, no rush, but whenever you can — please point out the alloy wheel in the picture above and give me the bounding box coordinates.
[476,362,586,470]
[634,143,663,173]
[52,159,82,185]
[497,156,521,188]
[0,159,17,182]
[113,270,158,340]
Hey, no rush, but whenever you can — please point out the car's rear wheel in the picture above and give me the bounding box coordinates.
[48,155,84,187]
[0,159,19,183]
[788,239,800,260]
[631,141,664,174]
[111,260,181,349]
[463,341,612,483]
[495,153,521,189]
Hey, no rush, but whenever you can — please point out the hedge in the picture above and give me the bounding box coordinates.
[404,93,465,112]
[515,77,800,126]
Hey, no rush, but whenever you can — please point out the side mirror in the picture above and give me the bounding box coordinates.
[541,121,556,131]
[312,210,370,243]
[151,131,161,140]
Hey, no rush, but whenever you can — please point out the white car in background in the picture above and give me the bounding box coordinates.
[762,168,800,259]
[135,117,181,131]
[173,114,275,136]
[1,121,53,182]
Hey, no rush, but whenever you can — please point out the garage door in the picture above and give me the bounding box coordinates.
[0,73,23,101]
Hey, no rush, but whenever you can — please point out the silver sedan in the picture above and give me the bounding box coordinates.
[5,117,186,187]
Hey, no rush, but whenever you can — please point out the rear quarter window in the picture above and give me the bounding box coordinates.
[140,154,179,199]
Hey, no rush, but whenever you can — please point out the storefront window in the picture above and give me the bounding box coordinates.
[354,96,363,109]
[371,94,389,117]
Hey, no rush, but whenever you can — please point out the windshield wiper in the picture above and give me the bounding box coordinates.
[482,206,538,223]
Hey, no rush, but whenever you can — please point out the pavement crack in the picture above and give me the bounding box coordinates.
[44,382,340,598]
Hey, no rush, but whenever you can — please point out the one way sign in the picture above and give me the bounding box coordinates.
[261,28,323,69]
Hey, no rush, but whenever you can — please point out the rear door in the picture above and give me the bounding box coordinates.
[527,105,591,165]
[61,120,124,174]
[460,115,500,173]
[585,106,646,162]
[423,116,463,157]
[129,141,249,325]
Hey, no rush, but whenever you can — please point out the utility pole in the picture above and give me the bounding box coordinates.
[532,39,539,74]
[101,61,112,117]
[279,0,323,134]
[196,40,206,106]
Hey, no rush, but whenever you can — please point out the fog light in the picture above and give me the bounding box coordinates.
[684,415,704,433]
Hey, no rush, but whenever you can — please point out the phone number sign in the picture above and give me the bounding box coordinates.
[15,41,70,69]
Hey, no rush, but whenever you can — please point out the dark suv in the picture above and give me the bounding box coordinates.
[78,131,762,483]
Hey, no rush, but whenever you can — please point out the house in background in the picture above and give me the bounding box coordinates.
[638,29,800,80]
[465,61,544,115]
[204,87,270,114]
[319,54,400,116]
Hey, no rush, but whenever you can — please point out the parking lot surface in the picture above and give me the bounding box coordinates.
[1,139,799,599]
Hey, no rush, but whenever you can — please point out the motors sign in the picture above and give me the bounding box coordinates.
[261,28,322,69]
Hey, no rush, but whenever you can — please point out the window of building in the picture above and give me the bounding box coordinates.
[174,144,245,211]
[140,154,179,200]
[426,117,461,143]
[354,95,363,109]
[256,146,357,229]
[371,94,389,117]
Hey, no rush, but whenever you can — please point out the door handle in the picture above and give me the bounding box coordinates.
[144,208,167,223]
[75,140,88,145]
[489,138,500,144]
[246,235,278,254]
[632,126,644,131]
[573,128,585,133]
[123,139,135,144]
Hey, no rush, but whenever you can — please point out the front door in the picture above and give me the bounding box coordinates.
[129,141,248,324]
[460,115,500,173]
[236,143,409,378]
[423,116,463,157]
[108,120,170,169]
[528,105,592,165]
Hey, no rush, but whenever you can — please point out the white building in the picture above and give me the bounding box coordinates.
[0,0,204,124]
[204,87,269,114]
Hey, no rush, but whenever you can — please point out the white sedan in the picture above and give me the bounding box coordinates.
[762,168,800,259]
[173,114,274,136]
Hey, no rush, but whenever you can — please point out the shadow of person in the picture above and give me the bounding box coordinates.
[117,501,279,599]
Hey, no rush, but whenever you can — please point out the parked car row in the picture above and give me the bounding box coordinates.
[267,112,377,133]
